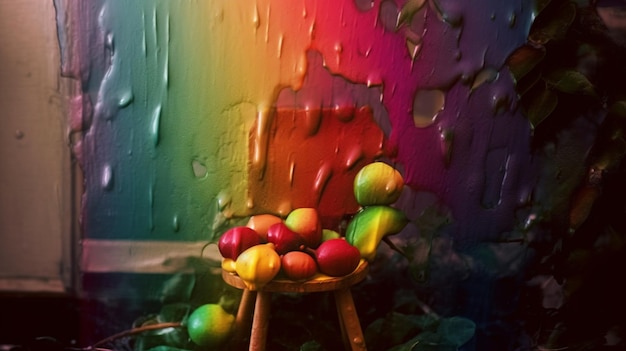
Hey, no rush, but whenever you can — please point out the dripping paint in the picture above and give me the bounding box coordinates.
[58,0,533,244]
[52,0,588,349]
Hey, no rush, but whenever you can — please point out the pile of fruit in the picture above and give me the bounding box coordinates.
[218,161,409,290]
[187,162,409,347]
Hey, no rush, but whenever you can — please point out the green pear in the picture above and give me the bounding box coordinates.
[345,206,408,261]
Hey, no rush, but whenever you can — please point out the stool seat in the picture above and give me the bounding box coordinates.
[222,260,369,351]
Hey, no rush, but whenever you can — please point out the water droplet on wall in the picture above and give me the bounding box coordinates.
[313,162,333,203]
[148,183,155,231]
[172,215,180,232]
[118,90,134,108]
[344,146,364,170]
[253,4,260,29]
[439,128,454,167]
[277,34,284,58]
[247,197,255,209]
[217,191,232,212]
[508,12,517,28]
[334,105,355,122]
[150,104,161,146]
[141,12,147,56]
[192,159,208,178]
[289,161,296,186]
[405,30,422,60]
[471,68,498,90]
[334,42,343,65]
[482,148,509,209]
[105,32,115,54]
[101,164,113,190]
[492,93,511,115]
[252,108,274,180]
[304,108,322,136]
[163,15,170,88]
[412,89,445,127]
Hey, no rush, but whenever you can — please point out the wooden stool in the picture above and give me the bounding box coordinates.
[222,260,369,351]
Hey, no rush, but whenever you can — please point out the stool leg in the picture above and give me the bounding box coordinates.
[249,290,271,351]
[230,289,256,351]
[334,288,367,351]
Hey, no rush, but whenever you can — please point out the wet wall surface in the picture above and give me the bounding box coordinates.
[39,0,626,350]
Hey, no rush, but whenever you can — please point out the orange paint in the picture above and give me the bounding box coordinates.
[248,106,387,230]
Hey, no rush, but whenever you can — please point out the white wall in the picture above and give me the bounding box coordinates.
[0,0,73,293]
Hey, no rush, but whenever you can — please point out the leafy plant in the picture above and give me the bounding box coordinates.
[506,0,626,349]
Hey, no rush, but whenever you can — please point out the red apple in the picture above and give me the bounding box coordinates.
[281,251,318,281]
[312,239,361,277]
[284,208,323,248]
[218,226,262,260]
[266,222,305,255]
[246,214,282,241]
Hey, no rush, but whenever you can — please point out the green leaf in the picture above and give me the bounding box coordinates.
[518,70,543,98]
[414,204,451,238]
[408,314,440,330]
[437,316,476,347]
[544,69,596,96]
[387,313,422,343]
[534,0,553,15]
[387,335,421,351]
[158,303,190,323]
[507,44,545,82]
[160,273,195,304]
[516,65,543,96]
[522,81,558,128]
[408,237,432,283]
[300,340,324,351]
[414,331,443,350]
[608,100,626,119]
[529,1,576,45]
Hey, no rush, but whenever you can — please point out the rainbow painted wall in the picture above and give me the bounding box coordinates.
[49,0,559,348]
[59,0,535,246]
[38,1,626,348]
[63,0,533,248]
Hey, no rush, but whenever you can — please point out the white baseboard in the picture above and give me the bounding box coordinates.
[80,239,222,274]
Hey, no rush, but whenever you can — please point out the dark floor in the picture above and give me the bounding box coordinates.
[0,294,81,348]
[0,293,162,350]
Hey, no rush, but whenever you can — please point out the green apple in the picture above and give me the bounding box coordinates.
[187,304,235,347]
[354,162,404,206]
